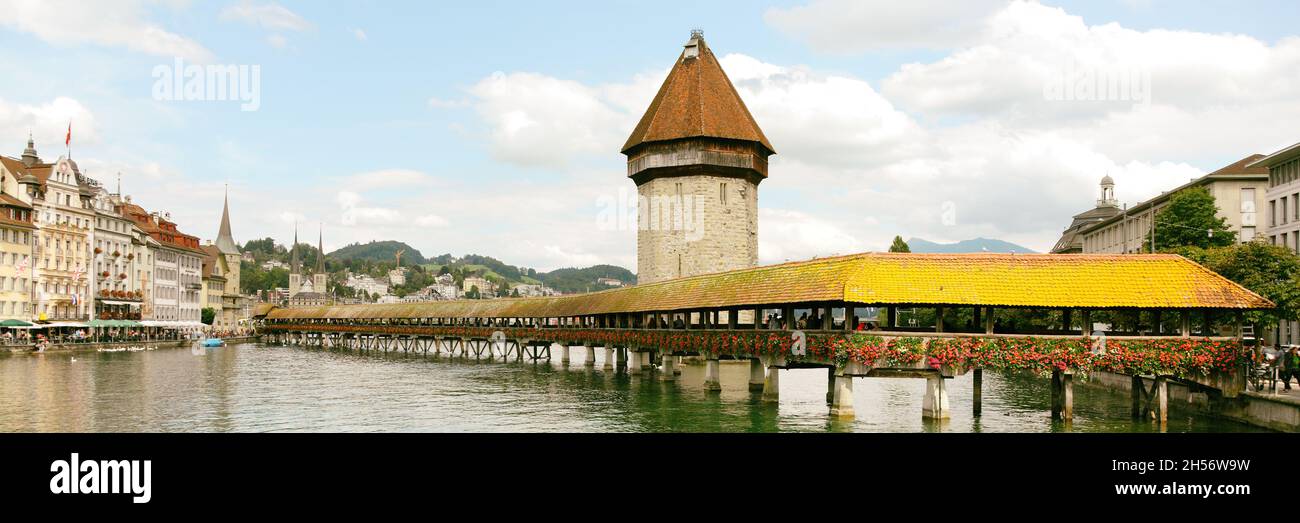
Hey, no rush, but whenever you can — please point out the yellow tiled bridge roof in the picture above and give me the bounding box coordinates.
[264,253,1273,321]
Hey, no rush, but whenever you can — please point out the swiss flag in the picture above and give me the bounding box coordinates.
[65,122,71,147]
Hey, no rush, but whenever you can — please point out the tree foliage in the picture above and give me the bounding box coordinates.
[888,236,910,253]
[1169,242,1300,331]
[1149,186,1236,251]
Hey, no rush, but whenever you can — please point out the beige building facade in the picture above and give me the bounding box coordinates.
[1079,155,1268,254]
[1250,142,1300,346]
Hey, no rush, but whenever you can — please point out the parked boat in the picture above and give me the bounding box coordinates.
[200,338,225,348]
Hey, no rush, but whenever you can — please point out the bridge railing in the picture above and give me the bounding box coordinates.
[262,323,1246,384]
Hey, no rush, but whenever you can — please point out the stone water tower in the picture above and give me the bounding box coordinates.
[623,31,775,284]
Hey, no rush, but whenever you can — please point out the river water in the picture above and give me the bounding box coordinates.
[0,342,1266,432]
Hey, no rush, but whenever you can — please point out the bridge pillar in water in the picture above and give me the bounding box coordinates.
[1051,370,1074,421]
[660,351,677,381]
[829,374,854,419]
[704,357,721,391]
[584,345,596,367]
[603,344,614,371]
[615,347,627,370]
[762,359,780,403]
[629,350,642,375]
[973,369,983,417]
[749,359,765,392]
[922,375,950,419]
[560,345,570,366]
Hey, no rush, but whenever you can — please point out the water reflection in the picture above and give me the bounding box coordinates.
[0,343,1266,433]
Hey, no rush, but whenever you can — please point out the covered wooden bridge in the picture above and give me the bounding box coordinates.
[259,252,1272,423]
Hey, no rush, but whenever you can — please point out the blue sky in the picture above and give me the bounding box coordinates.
[1,0,1298,272]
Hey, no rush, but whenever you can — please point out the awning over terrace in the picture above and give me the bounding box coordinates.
[265,253,1274,321]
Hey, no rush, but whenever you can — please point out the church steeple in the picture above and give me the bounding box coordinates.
[21,133,39,168]
[214,185,240,255]
[290,225,300,274]
[316,225,325,274]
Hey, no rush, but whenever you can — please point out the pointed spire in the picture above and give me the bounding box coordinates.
[316,223,325,274]
[215,184,239,255]
[290,223,300,274]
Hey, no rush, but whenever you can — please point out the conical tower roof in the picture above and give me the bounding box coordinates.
[215,187,239,255]
[621,32,774,155]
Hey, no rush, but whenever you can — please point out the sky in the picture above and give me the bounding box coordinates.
[0,0,1298,272]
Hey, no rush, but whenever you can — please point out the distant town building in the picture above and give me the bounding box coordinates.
[261,259,288,270]
[345,272,389,297]
[462,275,496,297]
[388,267,406,286]
[1250,142,1300,346]
[1078,155,1267,253]
[512,283,556,297]
[596,277,624,287]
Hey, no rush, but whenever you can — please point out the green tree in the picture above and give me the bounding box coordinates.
[1171,242,1300,335]
[467,285,481,299]
[1149,186,1236,251]
[888,236,911,253]
[201,307,216,325]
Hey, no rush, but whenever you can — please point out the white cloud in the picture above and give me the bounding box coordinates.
[416,214,449,228]
[267,34,288,49]
[351,28,367,42]
[765,0,1006,52]
[759,208,868,264]
[0,97,98,149]
[464,71,649,167]
[337,191,401,226]
[219,1,312,31]
[0,0,212,62]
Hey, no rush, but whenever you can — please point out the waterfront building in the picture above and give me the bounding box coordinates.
[1078,155,1267,253]
[1250,141,1300,346]
[1050,176,1124,254]
[91,188,145,320]
[0,183,34,320]
[121,203,204,322]
[199,246,227,325]
[625,31,773,284]
[209,191,246,328]
[9,149,99,321]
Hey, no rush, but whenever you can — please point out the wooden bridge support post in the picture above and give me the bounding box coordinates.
[615,347,627,370]
[1050,370,1073,421]
[829,374,854,419]
[762,360,780,403]
[603,344,614,371]
[973,368,983,417]
[922,375,950,419]
[1131,376,1143,419]
[749,359,765,392]
[660,350,676,381]
[1180,310,1191,338]
[704,357,721,392]
[584,345,596,367]
[1154,376,1169,426]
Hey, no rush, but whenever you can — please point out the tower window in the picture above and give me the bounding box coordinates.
[720,182,728,205]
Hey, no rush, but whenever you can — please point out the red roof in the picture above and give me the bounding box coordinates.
[622,35,774,155]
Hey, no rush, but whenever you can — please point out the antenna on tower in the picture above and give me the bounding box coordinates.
[690,28,704,39]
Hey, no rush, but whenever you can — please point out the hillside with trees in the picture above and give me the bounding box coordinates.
[236,238,636,299]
